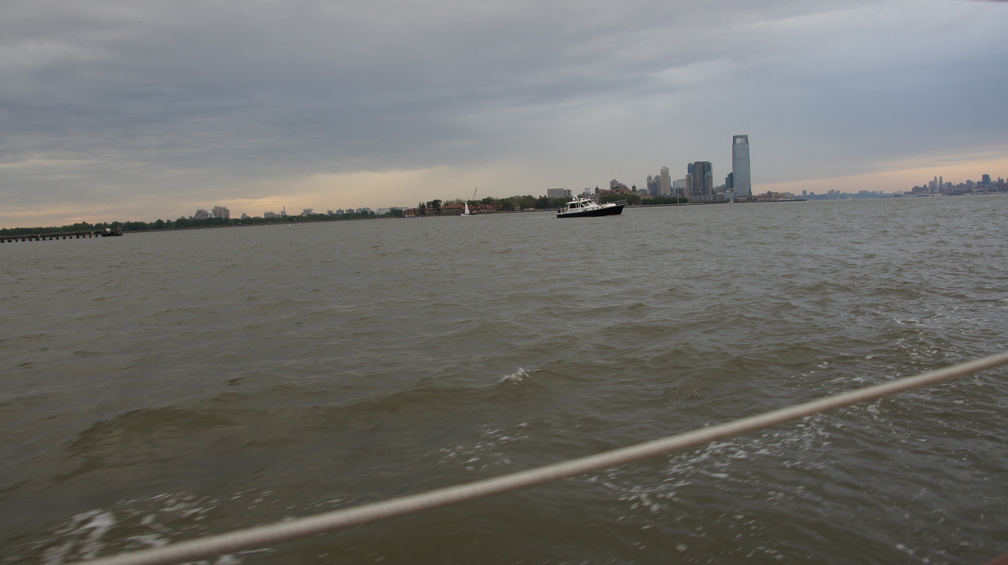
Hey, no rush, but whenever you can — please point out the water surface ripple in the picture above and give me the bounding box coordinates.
[1,196,1006,564]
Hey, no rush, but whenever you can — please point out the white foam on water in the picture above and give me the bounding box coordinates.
[436,424,529,471]
[42,510,116,564]
[498,367,539,384]
[31,493,248,564]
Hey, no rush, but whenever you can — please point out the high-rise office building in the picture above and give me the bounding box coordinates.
[687,161,713,200]
[660,166,671,196]
[732,135,751,198]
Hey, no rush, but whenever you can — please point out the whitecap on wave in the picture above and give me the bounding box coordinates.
[498,367,539,384]
[28,492,264,564]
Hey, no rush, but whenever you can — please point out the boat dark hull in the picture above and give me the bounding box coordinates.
[557,204,624,218]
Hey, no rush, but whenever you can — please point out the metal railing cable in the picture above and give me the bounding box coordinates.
[75,351,1008,565]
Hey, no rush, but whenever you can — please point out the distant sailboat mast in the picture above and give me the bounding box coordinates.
[463,187,477,216]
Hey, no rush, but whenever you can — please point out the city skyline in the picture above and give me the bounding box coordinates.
[2,0,1007,227]
[5,166,1008,230]
[187,169,1008,224]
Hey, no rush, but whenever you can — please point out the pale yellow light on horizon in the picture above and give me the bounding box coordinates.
[3,153,1007,229]
[761,151,1008,196]
[223,166,493,218]
[0,166,481,228]
[0,204,123,230]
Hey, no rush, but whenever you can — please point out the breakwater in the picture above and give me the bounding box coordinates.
[1,226,122,242]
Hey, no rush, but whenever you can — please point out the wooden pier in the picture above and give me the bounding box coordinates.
[0,226,123,243]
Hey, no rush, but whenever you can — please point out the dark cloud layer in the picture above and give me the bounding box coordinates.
[1,0,1006,225]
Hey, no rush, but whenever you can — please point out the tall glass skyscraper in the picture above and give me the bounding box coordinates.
[686,161,713,201]
[732,135,751,197]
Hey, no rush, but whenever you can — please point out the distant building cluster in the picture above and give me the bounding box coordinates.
[186,132,1006,221]
[190,204,380,222]
[642,134,760,202]
[191,206,230,220]
[907,174,1007,196]
[801,174,1008,200]
[191,134,780,219]
[256,206,372,218]
[545,134,794,203]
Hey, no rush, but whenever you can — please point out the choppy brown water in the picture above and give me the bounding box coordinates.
[1,196,1006,564]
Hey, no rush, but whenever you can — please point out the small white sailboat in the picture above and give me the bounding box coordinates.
[462,188,477,216]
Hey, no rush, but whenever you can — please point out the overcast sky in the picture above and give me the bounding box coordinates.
[2,0,1006,226]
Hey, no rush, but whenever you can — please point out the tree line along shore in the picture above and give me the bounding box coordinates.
[2,194,687,236]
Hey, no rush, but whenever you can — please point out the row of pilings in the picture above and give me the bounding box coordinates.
[1,226,123,243]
